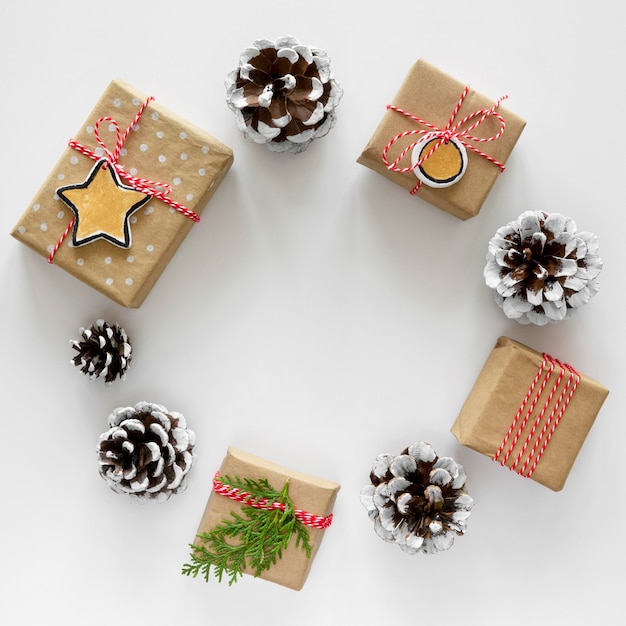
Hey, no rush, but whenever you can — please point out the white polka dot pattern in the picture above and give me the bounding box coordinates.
[10,78,233,308]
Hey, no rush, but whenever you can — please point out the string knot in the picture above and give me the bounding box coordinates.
[382,86,509,195]
[48,96,199,263]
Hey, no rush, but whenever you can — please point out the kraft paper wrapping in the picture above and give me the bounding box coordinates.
[11,79,234,308]
[193,447,340,591]
[357,59,526,220]
[451,337,609,491]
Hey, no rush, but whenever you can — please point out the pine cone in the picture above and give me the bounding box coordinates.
[484,211,602,325]
[97,401,196,503]
[360,442,473,555]
[71,319,132,384]
[225,35,343,153]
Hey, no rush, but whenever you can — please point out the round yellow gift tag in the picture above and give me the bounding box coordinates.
[411,133,468,188]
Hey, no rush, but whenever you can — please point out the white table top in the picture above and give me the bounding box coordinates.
[1,1,623,624]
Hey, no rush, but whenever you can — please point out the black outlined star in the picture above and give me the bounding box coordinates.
[57,158,150,248]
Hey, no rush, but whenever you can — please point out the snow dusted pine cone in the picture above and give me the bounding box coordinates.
[360,442,473,555]
[71,319,131,384]
[484,211,602,325]
[97,402,196,503]
[225,35,343,153]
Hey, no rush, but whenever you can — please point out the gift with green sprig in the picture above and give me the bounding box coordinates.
[182,447,340,591]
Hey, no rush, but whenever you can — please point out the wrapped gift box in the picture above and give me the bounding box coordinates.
[11,79,233,307]
[192,447,340,590]
[357,59,526,220]
[451,336,609,491]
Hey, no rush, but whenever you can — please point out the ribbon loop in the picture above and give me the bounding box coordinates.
[49,96,199,263]
[93,116,123,164]
[382,86,508,195]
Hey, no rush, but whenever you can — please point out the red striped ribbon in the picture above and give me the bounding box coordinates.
[382,85,508,195]
[48,96,199,263]
[212,472,333,530]
[493,353,581,478]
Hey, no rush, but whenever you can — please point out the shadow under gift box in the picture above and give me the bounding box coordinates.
[451,336,609,491]
[357,59,526,220]
[193,447,340,591]
[10,79,234,308]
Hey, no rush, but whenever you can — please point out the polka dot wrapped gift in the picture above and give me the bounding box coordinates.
[11,79,233,307]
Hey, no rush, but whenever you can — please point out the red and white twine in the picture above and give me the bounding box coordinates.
[212,472,333,530]
[48,96,199,263]
[382,85,508,195]
[493,354,581,478]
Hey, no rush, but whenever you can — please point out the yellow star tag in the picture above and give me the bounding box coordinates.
[57,159,150,248]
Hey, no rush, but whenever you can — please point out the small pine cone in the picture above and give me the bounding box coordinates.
[225,35,343,153]
[484,211,602,326]
[71,320,132,384]
[97,401,196,503]
[360,442,473,555]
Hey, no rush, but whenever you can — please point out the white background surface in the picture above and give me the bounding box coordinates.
[1,1,624,624]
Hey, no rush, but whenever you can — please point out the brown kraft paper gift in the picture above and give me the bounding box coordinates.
[357,59,526,220]
[11,79,233,308]
[193,447,340,591]
[451,336,609,491]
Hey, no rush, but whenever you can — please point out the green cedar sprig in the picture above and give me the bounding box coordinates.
[182,475,313,585]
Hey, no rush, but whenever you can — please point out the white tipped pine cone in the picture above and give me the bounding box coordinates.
[225,35,343,153]
[71,319,131,384]
[97,402,196,503]
[360,442,473,555]
[484,211,602,325]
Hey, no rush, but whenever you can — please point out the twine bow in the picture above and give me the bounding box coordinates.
[381,85,508,195]
[48,97,199,263]
[213,472,334,530]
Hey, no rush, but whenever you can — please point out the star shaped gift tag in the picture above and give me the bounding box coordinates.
[57,158,150,248]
